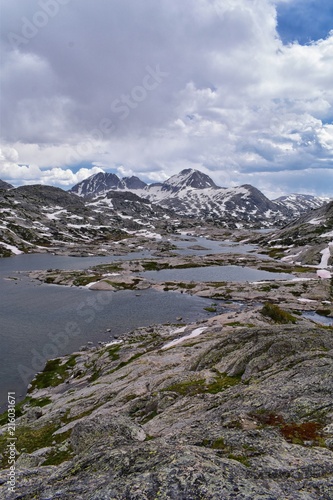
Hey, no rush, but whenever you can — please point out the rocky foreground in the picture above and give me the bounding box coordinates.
[0,305,333,499]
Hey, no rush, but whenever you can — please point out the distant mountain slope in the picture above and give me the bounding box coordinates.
[0,184,174,257]
[260,201,333,266]
[71,172,147,197]
[274,193,328,218]
[0,179,14,190]
[72,169,308,228]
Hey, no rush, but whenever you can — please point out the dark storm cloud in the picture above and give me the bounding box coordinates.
[1,0,233,142]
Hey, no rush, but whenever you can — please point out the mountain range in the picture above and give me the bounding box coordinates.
[0,169,330,257]
[70,169,327,227]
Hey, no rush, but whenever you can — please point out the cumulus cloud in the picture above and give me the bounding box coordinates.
[0,147,103,187]
[0,0,332,196]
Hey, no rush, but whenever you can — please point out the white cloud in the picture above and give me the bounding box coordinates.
[0,0,332,196]
[116,165,134,178]
[0,147,103,187]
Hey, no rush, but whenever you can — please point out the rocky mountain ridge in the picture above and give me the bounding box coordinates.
[70,169,328,227]
[274,193,328,218]
[259,200,333,267]
[0,180,14,190]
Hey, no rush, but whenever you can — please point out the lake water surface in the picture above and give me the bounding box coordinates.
[0,274,213,411]
[302,311,333,326]
[0,251,152,273]
[139,265,292,283]
[170,236,258,256]
[0,236,279,411]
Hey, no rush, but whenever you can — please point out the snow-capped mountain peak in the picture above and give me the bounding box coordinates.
[163,169,218,190]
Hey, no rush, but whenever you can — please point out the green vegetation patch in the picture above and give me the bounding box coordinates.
[0,424,72,469]
[88,367,101,382]
[260,302,297,324]
[164,372,241,396]
[164,282,197,290]
[112,352,145,372]
[211,437,226,450]
[258,265,291,273]
[104,279,141,290]
[94,263,122,273]
[129,398,159,424]
[107,344,121,360]
[292,266,311,274]
[200,437,226,450]
[204,306,217,313]
[28,355,77,392]
[0,397,52,427]
[173,262,205,269]
[43,447,73,466]
[0,247,13,257]
[207,373,242,394]
[200,437,250,465]
[45,276,56,283]
[73,275,102,286]
[266,248,288,259]
[227,454,250,467]
[142,261,171,271]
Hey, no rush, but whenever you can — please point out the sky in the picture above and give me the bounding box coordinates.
[0,0,332,199]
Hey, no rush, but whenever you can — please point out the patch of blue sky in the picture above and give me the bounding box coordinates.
[276,0,333,45]
[67,162,97,174]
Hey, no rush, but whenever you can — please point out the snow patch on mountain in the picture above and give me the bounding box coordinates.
[0,242,23,255]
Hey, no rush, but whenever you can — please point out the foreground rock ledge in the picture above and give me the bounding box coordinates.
[1,317,333,499]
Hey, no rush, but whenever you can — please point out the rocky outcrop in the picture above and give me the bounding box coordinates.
[1,315,332,499]
[258,201,333,266]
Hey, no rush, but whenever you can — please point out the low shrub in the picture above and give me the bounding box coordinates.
[260,302,297,324]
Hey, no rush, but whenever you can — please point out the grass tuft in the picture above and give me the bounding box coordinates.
[260,302,297,324]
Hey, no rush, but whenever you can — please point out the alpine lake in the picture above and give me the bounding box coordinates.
[0,234,322,411]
